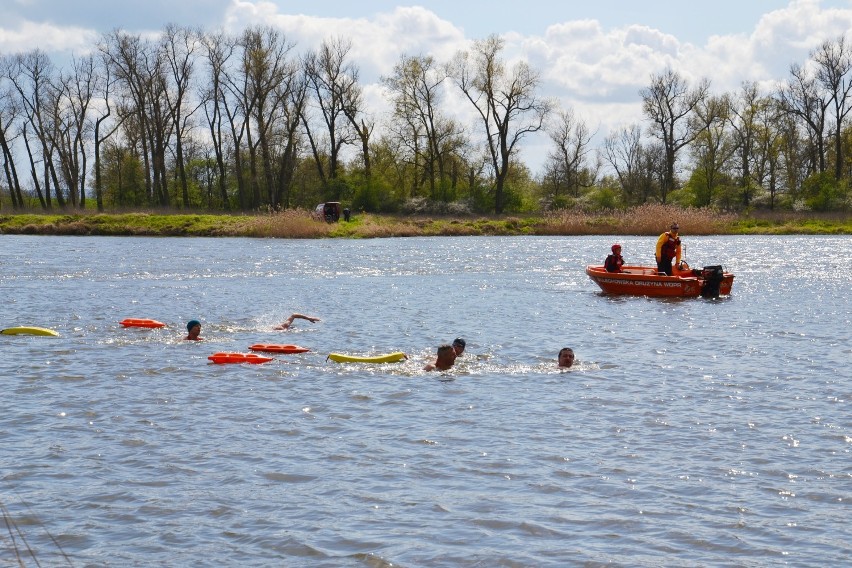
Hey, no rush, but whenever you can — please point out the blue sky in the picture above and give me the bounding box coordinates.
[3,0,852,173]
[3,0,815,44]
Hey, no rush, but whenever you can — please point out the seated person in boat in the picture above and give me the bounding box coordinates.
[558,347,575,369]
[185,320,203,341]
[452,337,466,356]
[424,344,457,371]
[604,244,625,272]
[274,313,321,330]
[655,223,681,276]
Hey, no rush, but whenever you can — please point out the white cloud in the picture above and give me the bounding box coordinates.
[754,0,852,50]
[526,22,686,101]
[224,2,467,80]
[0,21,98,55]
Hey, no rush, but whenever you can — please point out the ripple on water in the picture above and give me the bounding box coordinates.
[0,235,850,565]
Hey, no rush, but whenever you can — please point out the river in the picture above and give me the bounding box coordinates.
[0,234,849,566]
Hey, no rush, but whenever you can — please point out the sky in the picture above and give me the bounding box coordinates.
[3,0,852,174]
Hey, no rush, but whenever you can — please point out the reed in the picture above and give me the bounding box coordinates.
[540,204,735,235]
[240,209,333,238]
[622,204,736,235]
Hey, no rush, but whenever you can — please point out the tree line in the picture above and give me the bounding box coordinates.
[0,26,849,214]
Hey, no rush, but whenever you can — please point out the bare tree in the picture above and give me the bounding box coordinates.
[161,24,202,207]
[48,54,101,208]
[450,34,552,213]
[5,50,65,209]
[640,68,709,203]
[101,30,173,206]
[813,35,852,180]
[383,54,465,201]
[218,33,252,209]
[602,124,655,204]
[237,26,299,208]
[336,56,373,185]
[727,82,762,205]
[146,52,174,207]
[689,93,736,207]
[382,115,422,198]
[200,31,236,209]
[775,109,811,204]
[274,70,308,208]
[752,98,785,209]
[93,54,123,212]
[302,36,359,198]
[0,57,25,209]
[778,62,830,176]
[543,107,596,200]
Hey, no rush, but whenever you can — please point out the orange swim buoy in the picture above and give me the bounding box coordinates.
[208,352,274,364]
[248,344,310,354]
[120,318,166,328]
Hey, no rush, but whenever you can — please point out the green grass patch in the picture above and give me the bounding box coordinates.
[727,213,852,234]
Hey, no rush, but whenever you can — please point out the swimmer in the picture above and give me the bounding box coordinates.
[424,344,457,371]
[558,347,574,368]
[185,320,203,341]
[452,338,466,356]
[274,313,321,330]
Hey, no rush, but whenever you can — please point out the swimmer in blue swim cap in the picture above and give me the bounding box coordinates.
[452,338,466,356]
[185,320,202,341]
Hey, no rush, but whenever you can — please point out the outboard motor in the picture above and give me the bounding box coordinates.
[700,265,725,298]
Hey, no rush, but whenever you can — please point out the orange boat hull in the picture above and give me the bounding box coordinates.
[585,265,734,297]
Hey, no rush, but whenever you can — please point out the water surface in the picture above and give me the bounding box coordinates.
[1,235,849,566]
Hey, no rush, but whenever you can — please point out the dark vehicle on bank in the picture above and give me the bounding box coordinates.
[313,202,341,223]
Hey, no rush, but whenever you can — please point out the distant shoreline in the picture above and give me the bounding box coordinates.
[0,207,849,238]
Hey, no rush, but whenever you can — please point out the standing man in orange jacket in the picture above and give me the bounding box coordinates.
[655,223,682,275]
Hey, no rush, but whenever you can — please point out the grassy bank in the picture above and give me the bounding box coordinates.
[0,205,849,238]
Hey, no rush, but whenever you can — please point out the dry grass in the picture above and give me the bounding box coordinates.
[355,223,422,238]
[540,204,736,235]
[239,208,333,238]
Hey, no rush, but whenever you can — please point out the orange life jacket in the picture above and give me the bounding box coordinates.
[660,232,680,260]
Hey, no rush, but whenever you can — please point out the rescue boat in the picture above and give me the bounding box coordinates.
[585,262,734,298]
